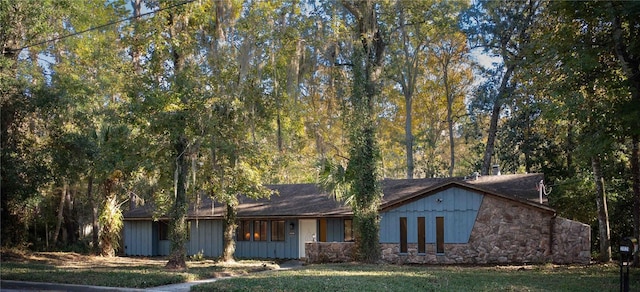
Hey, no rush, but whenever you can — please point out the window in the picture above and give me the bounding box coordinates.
[400,217,407,253]
[254,220,268,241]
[158,221,169,240]
[344,219,354,242]
[319,219,327,242]
[237,220,251,241]
[417,217,425,254]
[436,216,444,253]
[158,221,190,240]
[271,220,285,241]
[186,221,191,240]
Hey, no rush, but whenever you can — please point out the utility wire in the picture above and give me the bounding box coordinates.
[10,0,196,52]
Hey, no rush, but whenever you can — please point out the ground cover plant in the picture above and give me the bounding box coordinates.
[0,250,277,288]
[193,262,638,292]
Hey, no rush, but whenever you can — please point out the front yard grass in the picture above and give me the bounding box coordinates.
[193,262,638,292]
[2,250,639,291]
[0,250,276,288]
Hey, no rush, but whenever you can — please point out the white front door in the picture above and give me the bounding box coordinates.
[298,219,317,258]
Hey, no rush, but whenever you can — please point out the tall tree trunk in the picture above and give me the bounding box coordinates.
[592,155,611,262]
[396,6,420,180]
[566,122,574,175]
[130,0,142,74]
[481,66,514,175]
[165,9,189,270]
[631,135,640,265]
[87,174,98,252]
[52,181,67,246]
[342,0,385,263]
[287,38,303,101]
[222,203,237,262]
[64,186,77,244]
[444,67,455,177]
[166,136,189,270]
[481,100,501,175]
[405,94,414,179]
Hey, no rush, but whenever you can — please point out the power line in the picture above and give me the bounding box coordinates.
[11,0,196,52]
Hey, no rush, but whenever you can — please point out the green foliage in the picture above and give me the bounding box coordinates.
[551,175,597,225]
[98,196,123,257]
[190,250,205,261]
[339,2,385,262]
[317,158,350,204]
[0,0,65,248]
[2,0,640,264]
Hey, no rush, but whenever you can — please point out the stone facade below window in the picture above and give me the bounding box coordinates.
[305,242,355,263]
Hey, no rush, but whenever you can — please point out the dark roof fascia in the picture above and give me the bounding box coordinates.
[234,215,353,220]
[124,214,353,221]
[380,180,556,214]
[123,217,161,221]
[380,180,452,211]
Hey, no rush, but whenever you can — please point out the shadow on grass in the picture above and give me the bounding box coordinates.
[0,262,209,288]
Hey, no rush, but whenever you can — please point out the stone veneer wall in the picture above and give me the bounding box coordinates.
[305,196,591,265]
[552,216,591,264]
[305,242,355,263]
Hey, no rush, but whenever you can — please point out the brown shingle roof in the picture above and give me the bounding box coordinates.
[123,173,549,220]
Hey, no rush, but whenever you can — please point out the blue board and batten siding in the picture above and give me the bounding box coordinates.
[124,219,299,258]
[379,187,483,244]
[123,221,153,256]
[234,219,299,259]
[188,220,224,257]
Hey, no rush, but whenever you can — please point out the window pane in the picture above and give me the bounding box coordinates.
[271,220,285,241]
[319,219,327,242]
[344,219,353,242]
[186,221,191,241]
[254,220,267,241]
[436,216,444,253]
[237,220,250,241]
[158,221,169,240]
[400,217,407,253]
[418,217,425,253]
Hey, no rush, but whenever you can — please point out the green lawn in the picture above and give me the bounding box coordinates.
[2,251,638,291]
[1,261,189,288]
[193,263,637,292]
[0,251,276,288]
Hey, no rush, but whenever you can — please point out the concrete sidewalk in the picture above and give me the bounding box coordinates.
[1,260,304,292]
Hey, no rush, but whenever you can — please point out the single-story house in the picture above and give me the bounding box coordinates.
[122,173,591,264]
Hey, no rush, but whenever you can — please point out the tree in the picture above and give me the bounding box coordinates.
[0,0,63,248]
[384,0,471,179]
[340,0,386,263]
[125,0,203,269]
[384,1,434,179]
[39,0,130,250]
[526,0,640,262]
[462,0,543,175]
[432,32,472,177]
[99,186,123,256]
[607,2,640,262]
